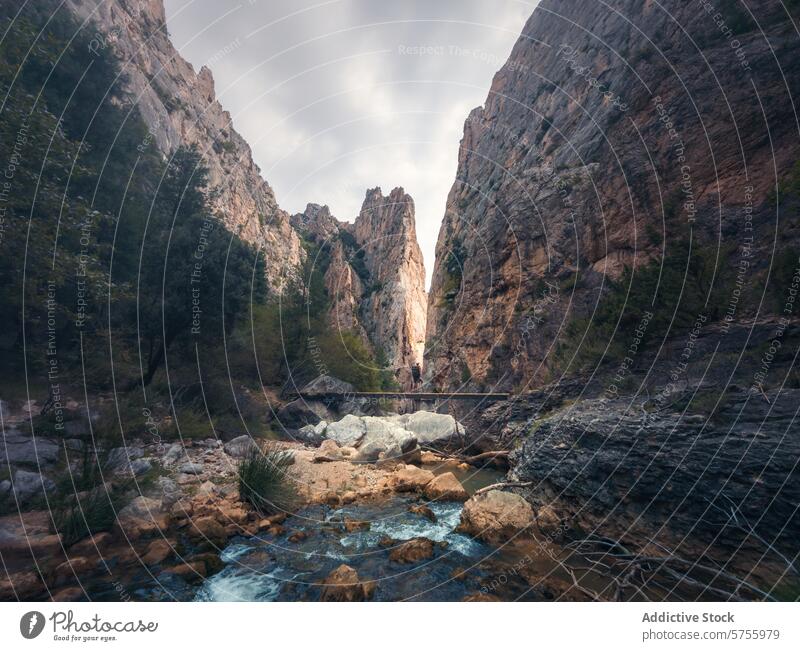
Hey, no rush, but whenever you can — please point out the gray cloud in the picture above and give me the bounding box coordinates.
[164,0,537,286]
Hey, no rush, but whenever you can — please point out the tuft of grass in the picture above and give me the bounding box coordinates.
[238,445,296,516]
[52,447,134,546]
[53,486,126,547]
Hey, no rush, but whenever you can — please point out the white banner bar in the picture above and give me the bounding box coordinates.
[1,602,797,651]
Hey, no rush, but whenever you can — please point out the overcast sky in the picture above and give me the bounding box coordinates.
[164,0,538,286]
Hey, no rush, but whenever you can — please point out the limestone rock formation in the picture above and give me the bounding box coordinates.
[425,0,800,390]
[292,189,427,387]
[65,0,302,289]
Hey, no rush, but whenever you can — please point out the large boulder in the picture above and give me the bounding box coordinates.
[313,439,343,462]
[179,462,204,475]
[223,435,257,459]
[128,459,152,476]
[319,564,374,601]
[276,399,330,429]
[353,418,418,463]
[424,472,469,502]
[321,414,423,463]
[6,470,55,503]
[162,443,185,465]
[458,490,534,543]
[0,433,61,466]
[302,375,355,397]
[389,411,464,448]
[155,476,182,508]
[389,538,435,563]
[297,420,328,445]
[105,446,144,471]
[324,414,366,447]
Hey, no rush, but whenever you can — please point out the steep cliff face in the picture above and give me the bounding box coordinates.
[425,0,800,391]
[293,189,427,386]
[66,0,302,288]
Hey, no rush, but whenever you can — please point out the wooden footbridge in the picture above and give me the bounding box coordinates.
[295,390,510,403]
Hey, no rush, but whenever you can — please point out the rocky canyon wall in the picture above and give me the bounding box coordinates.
[66,0,428,371]
[292,188,427,387]
[65,0,303,289]
[425,0,800,391]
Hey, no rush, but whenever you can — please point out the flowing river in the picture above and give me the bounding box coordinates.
[101,464,600,602]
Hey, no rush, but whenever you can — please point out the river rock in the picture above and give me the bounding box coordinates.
[68,532,112,556]
[178,462,204,475]
[128,459,152,476]
[298,420,328,445]
[105,446,144,471]
[0,571,43,600]
[64,439,84,451]
[389,537,435,563]
[387,465,436,492]
[0,433,60,466]
[324,414,366,447]
[408,504,437,522]
[223,435,256,459]
[52,587,84,601]
[423,472,469,502]
[389,411,464,447]
[319,564,374,601]
[115,496,170,540]
[156,476,182,508]
[142,539,174,565]
[53,557,95,584]
[163,561,206,583]
[353,418,418,463]
[188,516,227,549]
[7,470,55,503]
[0,510,62,560]
[163,443,184,465]
[458,490,534,543]
[313,439,342,462]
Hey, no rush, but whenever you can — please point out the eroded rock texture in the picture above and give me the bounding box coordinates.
[425,0,800,390]
[66,0,302,289]
[508,388,800,556]
[292,188,427,386]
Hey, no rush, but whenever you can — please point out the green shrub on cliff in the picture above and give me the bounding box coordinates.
[556,240,729,373]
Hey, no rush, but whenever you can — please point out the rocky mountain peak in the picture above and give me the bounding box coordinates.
[196,65,216,104]
[290,189,428,387]
[291,203,342,242]
[355,187,417,252]
[354,187,427,384]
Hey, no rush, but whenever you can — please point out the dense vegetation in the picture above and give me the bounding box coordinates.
[0,1,384,455]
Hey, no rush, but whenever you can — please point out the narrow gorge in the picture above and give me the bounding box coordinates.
[1,0,798,605]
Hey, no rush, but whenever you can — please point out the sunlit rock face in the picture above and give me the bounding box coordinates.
[292,189,428,388]
[425,0,800,391]
[66,0,302,290]
[355,188,428,387]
